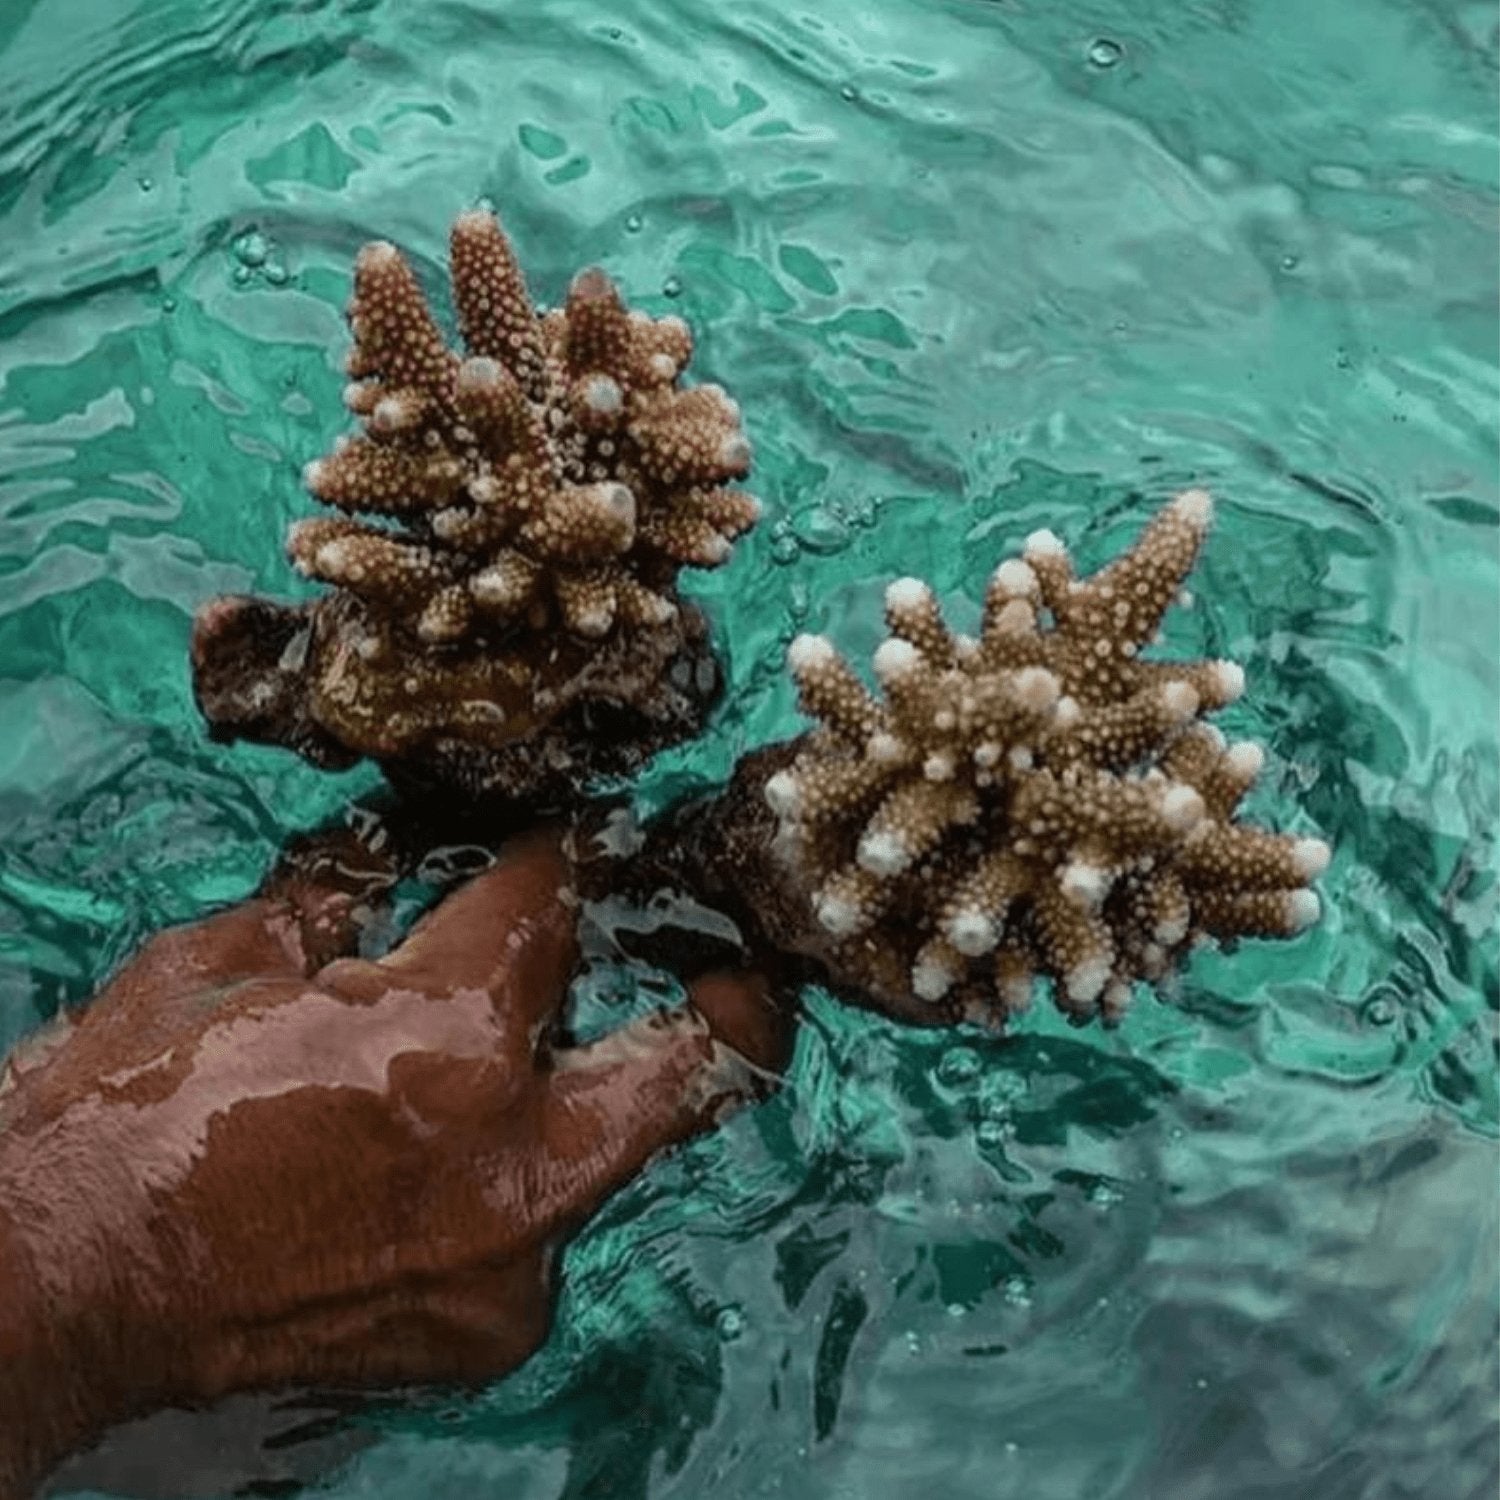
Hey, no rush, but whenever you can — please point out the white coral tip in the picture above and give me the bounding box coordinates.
[641,592,678,625]
[1012,666,1060,711]
[1211,660,1246,703]
[1053,695,1082,729]
[873,638,921,683]
[1024,527,1067,559]
[582,374,624,414]
[1061,861,1111,908]
[648,352,678,380]
[764,770,801,818]
[1064,956,1112,1006]
[356,239,400,270]
[371,394,416,432]
[1226,740,1264,779]
[884,576,932,614]
[1172,487,1214,527]
[1292,837,1331,879]
[1160,680,1200,720]
[718,433,752,470]
[815,892,861,937]
[912,958,955,1003]
[991,558,1038,599]
[1285,889,1321,931]
[788,633,836,673]
[1161,784,1206,832]
[468,473,500,505]
[471,566,524,607]
[572,606,613,637]
[302,458,328,492]
[973,742,1002,769]
[946,909,997,957]
[857,829,910,877]
[923,751,956,782]
[596,482,636,524]
[867,731,907,765]
[1153,913,1190,946]
[458,356,504,391]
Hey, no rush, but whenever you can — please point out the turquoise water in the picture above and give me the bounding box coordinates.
[2,0,1497,1495]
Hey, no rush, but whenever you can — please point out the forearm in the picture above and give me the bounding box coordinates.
[0,1207,78,1500]
[0,1126,178,1498]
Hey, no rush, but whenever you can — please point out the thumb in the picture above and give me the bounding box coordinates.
[684,971,795,1082]
[536,1000,770,1232]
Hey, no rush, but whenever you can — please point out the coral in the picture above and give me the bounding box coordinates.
[192,209,757,800]
[616,491,1329,1030]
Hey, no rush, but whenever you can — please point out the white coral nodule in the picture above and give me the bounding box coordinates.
[762,490,1328,1026]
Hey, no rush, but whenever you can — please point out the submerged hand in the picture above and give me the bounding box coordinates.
[0,830,787,1499]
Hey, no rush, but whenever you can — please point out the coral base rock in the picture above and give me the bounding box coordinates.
[192,592,722,809]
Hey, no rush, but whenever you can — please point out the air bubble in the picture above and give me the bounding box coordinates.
[715,1305,745,1341]
[1001,1276,1032,1308]
[662,274,683,298]
[936,1045,981,1087]
[1087,1181,1123,1210]
[1087,37,1124,68]
[233,231,270,268]
[792,505,851,555]
[625,212,643,233]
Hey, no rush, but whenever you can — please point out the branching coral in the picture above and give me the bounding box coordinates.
[291,210,757,645]
[192,209,759,799]
[623,490,1328,1029]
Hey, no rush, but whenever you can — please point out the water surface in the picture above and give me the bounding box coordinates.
[1,1,1495,1496]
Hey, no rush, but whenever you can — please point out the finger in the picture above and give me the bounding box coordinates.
[371,826,577,1042]
[685,971,795,1079]
[534,1004,760,1231]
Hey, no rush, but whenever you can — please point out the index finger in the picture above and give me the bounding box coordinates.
[373,826,577,1044]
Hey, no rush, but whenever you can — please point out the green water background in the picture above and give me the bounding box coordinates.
[1,0,1496,1495]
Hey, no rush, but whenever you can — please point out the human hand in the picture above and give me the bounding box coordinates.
[0,829,787,1498]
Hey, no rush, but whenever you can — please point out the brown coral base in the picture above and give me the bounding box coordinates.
[191,592,723,812]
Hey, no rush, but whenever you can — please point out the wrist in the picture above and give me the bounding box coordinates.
[0,1109,181,1494]
[0,1207,60,1499]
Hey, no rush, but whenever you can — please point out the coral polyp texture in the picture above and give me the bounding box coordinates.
[295,210,757,644]
[192,209,758,802]
[699,490,1327,1028]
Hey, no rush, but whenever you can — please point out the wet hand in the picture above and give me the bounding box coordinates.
[0,829,788,1497]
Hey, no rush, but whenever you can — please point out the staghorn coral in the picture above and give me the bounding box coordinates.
[608,490,1328,1030]
[192,208,758,801]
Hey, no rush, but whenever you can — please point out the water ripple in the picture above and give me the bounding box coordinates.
[0,0,1494,1496]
